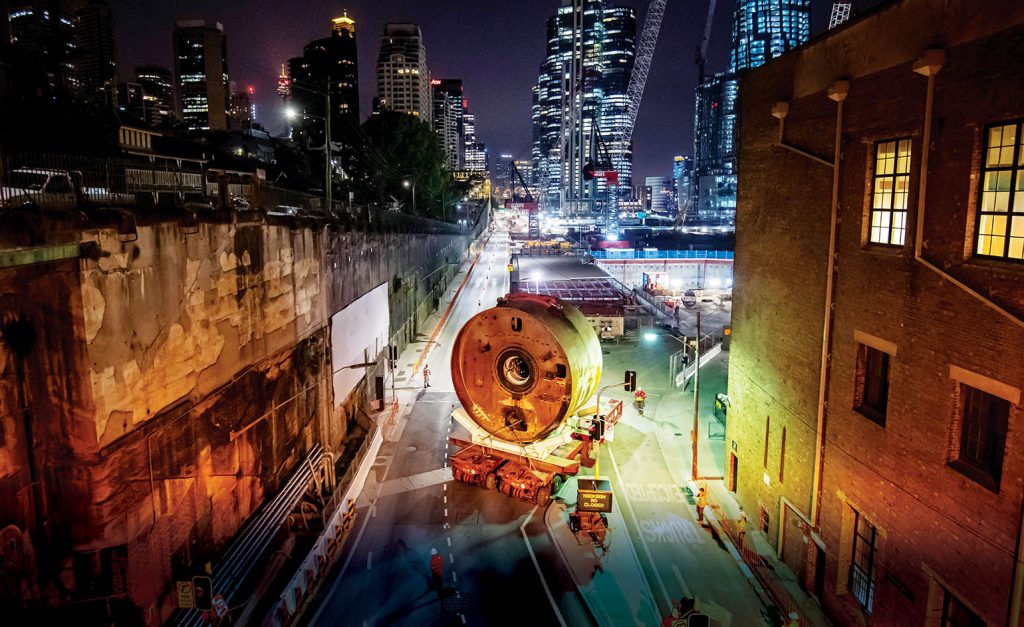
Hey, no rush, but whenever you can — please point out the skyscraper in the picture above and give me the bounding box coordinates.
[600,6,637,199]
[73,0,116,103]
[375,23,430,122]
[172,19,229,131]
[463,110,487,174]
[8,0,76,92]
[134,65,174,127]
[432,78,464,170]
[287,11,360,148]
[136,65,176,126]
[730,0,811,73]
[645,176,672,214]
[672,155,692,215]
[691,0,810,224]
[530,0,635,213]
[228,84,255,130]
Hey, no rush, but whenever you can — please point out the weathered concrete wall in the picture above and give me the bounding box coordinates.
[0,214,476,623]
[728,2,1024,625]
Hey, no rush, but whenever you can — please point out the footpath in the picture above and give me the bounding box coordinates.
[545,348,831,627]
[274,229,492,627]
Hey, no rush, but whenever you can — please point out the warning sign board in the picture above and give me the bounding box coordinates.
[176,581,195,609]
[576,478,614,513]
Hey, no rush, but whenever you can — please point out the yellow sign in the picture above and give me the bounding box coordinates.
[176,581,195,609]
[577,489,613,513]
[507,264,514,272]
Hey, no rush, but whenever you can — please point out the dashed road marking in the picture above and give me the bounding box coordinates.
[444,508,448,517]
[449,553,454,564]
[447,536,452,547]
[366,552,372,570]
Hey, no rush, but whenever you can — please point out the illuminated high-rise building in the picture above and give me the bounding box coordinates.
[173,19,229,131]
[287,11,360,148]
[277,64,292,99]
[530,0,635,212]
[73,0,117,103]
[134,65,174,126]
[8,0,76,92]
[730,0,811,73]
[432,78,464,170]
[375,23,430,122]
[692,0,811,224]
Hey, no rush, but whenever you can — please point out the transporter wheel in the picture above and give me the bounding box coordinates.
[537,486,551,506]
[551,474,565,496]
[485,472,497,490]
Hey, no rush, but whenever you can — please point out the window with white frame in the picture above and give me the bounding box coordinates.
[869,138,912,246]
[849,509,876,613]
[975,121,1024,261]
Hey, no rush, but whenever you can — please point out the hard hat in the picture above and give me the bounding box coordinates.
[431,548,438,555]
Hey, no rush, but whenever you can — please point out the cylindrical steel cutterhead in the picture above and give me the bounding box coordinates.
[450,293,603,443]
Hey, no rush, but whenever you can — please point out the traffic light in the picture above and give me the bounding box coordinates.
[722,326,732,351]
[388,345,399,368]
[192,576,213,612]
[624,370,637,392]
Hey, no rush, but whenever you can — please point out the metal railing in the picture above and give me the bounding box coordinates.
[0,151,467,235]
[173,444,326,627]
[590,249,734,260]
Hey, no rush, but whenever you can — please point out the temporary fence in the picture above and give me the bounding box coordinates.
[706,491,815,627]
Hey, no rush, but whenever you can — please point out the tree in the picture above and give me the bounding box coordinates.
[340,111,462,219]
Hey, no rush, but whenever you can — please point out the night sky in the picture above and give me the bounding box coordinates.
[113,0,883,181]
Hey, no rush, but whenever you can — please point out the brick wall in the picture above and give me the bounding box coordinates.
[729,1,1024,625]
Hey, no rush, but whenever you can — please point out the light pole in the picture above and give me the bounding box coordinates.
[286,77,334,216]
[691,310,701,481]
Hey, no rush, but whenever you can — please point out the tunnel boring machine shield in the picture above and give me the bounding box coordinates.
[450,293,603,443]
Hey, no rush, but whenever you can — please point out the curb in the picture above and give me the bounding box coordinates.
[542,500,603,627]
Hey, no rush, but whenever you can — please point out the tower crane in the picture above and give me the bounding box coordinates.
[620,0,668,151]
[676,0,719,229]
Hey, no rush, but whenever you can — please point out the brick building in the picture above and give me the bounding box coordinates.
[726,1,1024,625]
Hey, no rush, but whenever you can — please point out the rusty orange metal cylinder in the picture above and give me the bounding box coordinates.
[450,293,603,443]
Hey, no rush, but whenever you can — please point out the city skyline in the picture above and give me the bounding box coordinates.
[111,0,883,182]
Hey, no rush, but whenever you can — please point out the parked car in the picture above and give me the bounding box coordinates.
[0,168,133,210]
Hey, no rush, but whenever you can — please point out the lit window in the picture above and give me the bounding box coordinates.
[869,138,911,246]
[849,510,876,613]
[975,122,1024,260]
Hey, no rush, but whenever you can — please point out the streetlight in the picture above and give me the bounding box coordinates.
[285,77,334,215]
[402,178,417,214]
[642,324,703,481]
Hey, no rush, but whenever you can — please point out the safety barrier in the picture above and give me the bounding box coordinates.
[591,249,734,260]
[708,494,814,627]
[265,421,385,627]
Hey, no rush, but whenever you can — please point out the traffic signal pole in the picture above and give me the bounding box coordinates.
[691,311,701,480]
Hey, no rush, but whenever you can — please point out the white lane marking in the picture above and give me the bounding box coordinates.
[447,536,452,547]
[444,495,448,504]
[672,564,692,598]
[444,508,448,517]
[460,614,466,624]
[444,484,447,492]
[608,446,673,608]
[520,505,568,627]
[366,551,372,570]
[449,553,455,564]
[452,571,458,584]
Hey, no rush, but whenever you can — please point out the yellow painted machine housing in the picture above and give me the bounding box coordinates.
[450,293,603,443]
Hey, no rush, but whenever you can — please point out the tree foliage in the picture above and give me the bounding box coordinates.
[340,111,468,220]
